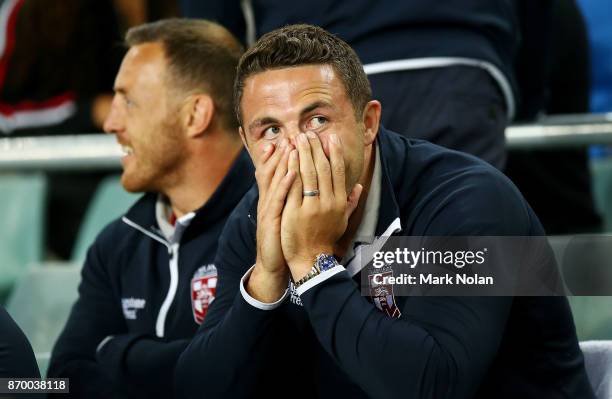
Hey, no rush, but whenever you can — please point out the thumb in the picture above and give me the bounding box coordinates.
[344,183,363,220]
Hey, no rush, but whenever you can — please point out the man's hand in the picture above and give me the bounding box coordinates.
[247,138,296,303]
[281,132,362,281]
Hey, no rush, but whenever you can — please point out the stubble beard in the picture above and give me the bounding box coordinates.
[121,117,185,194]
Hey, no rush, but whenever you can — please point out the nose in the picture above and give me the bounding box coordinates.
[103,96,124,135]
[282,125,302,148]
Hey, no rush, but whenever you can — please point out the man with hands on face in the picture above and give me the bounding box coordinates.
[176,25,594,399]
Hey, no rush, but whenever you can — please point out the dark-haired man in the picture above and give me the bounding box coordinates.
[176,24,594,398]
[48,19,252,398]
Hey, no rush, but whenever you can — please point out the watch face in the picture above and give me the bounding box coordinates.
[317,254,338,272]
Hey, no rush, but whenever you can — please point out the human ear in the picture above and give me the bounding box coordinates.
[362,100,381,145]
[185,94,214,138]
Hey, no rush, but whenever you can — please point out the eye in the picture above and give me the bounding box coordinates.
[262,126,281,140]
[306,116,327,131]
[125,98,135,108]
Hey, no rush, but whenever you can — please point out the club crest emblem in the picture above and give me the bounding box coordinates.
[368,269,402,319]
[191,264,217,324]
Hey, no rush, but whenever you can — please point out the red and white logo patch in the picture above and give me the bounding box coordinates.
[191,264,217,324]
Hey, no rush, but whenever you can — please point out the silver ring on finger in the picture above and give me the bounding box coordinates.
[303,190,320,197]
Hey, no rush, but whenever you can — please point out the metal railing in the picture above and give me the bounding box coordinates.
[507,113,612,149]
[0,134,122,171]
[2,113,612,171]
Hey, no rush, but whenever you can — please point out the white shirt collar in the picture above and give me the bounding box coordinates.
[155,195,195,244]
[342,144,381,262]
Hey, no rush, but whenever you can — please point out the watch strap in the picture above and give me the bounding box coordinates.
[293,253,338,288]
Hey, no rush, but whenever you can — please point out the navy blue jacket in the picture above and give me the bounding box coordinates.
[0,307,42,399]
[0,307,40,378]
[176,128,594,398]
[48,151,254,398]
[180,0,544,103]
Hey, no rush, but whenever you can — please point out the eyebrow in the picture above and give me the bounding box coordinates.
[300,101,333,115]
[247,117,279,134]
[247,101,334,133]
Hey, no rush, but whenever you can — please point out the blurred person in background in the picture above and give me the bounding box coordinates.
[506,0,602,234]
[180,0,551,171]
[180,0,603,234]
[0,0,124,260]
[0,0,121,135]
[47,19,250,398]
[113,0,179,30]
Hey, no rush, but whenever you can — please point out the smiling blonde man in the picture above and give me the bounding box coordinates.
[47,19,252,398]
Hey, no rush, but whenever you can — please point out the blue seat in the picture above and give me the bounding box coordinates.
[6,262,81,376]
[570,297,612,341]
[71,174,138,262]
[0,173,47,302]
[549,235,612,341]
[591,157,612,231]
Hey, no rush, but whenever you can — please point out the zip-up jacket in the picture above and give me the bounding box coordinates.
[48,150,254,398]
[0,307,42,399]
[0,307,40,378]
[176,128,594,398]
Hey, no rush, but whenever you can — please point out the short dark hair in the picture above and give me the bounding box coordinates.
[234,24,372,125]
[126,18,243,131]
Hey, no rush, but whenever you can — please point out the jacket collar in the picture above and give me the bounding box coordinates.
[374,126,405,236]
[123,149,255,244]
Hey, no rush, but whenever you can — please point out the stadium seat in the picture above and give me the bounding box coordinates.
[570,298,612,341]
[591,156,612,232]
[5,262,81,375]
[580,341,612,399]
[71,174,138,262]
[0,173,47,302]
[548,235,612,341]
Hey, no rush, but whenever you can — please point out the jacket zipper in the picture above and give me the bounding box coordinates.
[122,216,179,338]
[155,242,180,338]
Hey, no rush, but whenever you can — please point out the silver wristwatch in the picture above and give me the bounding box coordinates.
[293,253,339,288]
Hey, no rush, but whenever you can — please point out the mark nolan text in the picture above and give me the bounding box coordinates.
[372,273,494,286]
